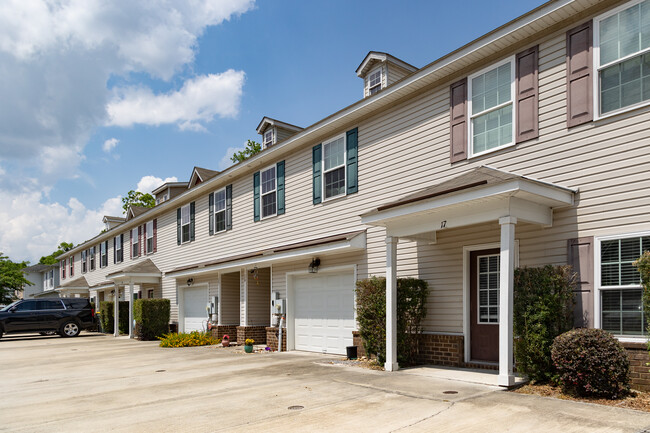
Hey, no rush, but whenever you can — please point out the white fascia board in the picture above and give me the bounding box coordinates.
[168,232,367,279]
[90,283,115,290]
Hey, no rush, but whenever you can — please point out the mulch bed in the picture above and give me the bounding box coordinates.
[514,383,650,412]
[321,356,384,371]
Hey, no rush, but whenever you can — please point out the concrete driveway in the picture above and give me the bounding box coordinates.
[1,333,649,432]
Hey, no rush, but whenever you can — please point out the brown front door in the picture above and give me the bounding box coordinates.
[470,249,500,363]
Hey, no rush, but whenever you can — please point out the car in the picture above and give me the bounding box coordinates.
[0,298,95,339]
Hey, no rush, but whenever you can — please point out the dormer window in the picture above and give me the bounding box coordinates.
[367,68,382,95]
[263,129,274,148]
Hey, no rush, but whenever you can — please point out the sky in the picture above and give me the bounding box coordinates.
[0,0,546,263]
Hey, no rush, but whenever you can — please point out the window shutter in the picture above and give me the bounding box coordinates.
[189,202,195,241]
[71,257,74,276]
[138,225,142,256]
[312,144,322,204]
[346,128,358,194]
[566,21,593,128]
[177,208,181,245]
[113,237,116,264]
[567,237,594,328]
[209,193,214,235]
[253,171,260,222]
[62,258,66,278]
[130,230,133,259]
[450,78,468,163]
[226,184,233,231]
[276,161,285,215]
[153,219,157,252]
[515,45,539,143]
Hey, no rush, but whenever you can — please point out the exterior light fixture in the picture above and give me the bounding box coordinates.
[187,278,194,287]
[308,258,321,274]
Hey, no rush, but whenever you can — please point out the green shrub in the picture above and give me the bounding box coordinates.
[551,328,630,399]
[513,265,576,383]
[99,301,129,334]
[633,252,650,350]
[158,331,220,348]
[134,299,170,341]
[355,276,428,365]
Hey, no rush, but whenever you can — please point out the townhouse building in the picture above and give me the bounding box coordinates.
[56,0,650,387]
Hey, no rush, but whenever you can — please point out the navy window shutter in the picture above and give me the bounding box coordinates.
[190,202,195,241]
[176,208,181,245]
[346,128,358,194]
[209,193,214,235]
[253,171,260,222]
[226,184,233,230]
[277,161,285,215]
[312,144,322,204]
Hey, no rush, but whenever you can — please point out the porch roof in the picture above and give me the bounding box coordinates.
[106,259,162,284]
[58,276,89,289]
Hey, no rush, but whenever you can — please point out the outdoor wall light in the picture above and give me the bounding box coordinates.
[186,278,194,287]
[308,258,321,274]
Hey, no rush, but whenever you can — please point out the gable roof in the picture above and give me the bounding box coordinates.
[106,258,161,277]
[188,166,219,189]
[151,182,189,196]
[59,275,89,289]
[355,51,418,77]
[22,264,57,274]
[126,205,151,221]
[256,117,304,135]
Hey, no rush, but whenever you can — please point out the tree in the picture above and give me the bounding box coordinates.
[39,242,74,265]
[230,140,262,163]
[122,190,155,214]
[0,254,32,304]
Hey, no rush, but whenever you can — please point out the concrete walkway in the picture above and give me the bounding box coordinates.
[1,333,648,432]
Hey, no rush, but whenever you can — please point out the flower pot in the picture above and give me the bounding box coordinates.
[244,345,253,353]
[222,340,230,347]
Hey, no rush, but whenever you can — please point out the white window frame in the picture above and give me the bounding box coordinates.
[321,133,347,202]
[115,235,123,263]
[81,250,87,273]
[467,56,516,158]
[49,270,53,287]
[594,230,650,342]
[260,165,277,219]
[89,246,95,271]
[263,128,274,148]
[476,253,500,325]
[593,0,650,120]
[180,205,191,243]
[146,221,154,253]
[213,188,227,233]
[132,228,139,258]
[100,242,107,268]
[366,66,383,96]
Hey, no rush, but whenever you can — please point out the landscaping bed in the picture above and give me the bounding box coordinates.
[514,383,650,412]
[320,356,384,371]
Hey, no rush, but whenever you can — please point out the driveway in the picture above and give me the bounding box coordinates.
[1,333,649,432]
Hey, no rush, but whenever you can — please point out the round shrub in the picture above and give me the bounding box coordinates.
[551,328,630,398]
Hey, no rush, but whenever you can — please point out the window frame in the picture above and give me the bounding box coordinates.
[146,220,154,253]
[366,66,383,96]
[260,164,278,220]
[132,228,139,258]
[263,128,274,148]
[81,250,87,273]
[100,242,108,268]
[467,56,516,158]
[89,246,95,271]
[321,133,347,202]
[595,231,650,341]
[115,235,123,263]
[213,188,227,234]
[180,205,192,243]
[593,0,650,120]
[476,253,500,325]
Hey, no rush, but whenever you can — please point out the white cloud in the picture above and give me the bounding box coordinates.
[102,137,119,153]
[218,145,245,170]
[136,175,179,195]
[106,71,245,130]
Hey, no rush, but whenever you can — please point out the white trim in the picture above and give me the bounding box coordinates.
[145,220,154,254]
[321,133,347,202]
[180,204,191,243]
[365,66,383,97]
[177,283,209,333]
[260,164,278,220]
[263,128,275,148]
[213,187,227,234]
[467,56,516,159]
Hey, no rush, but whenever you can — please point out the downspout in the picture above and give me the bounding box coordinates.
[278,316,284,352]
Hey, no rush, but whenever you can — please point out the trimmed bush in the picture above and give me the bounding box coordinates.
[513,265,576,383]
[99,301,129,334]
[355,276,428,365]
[134,299,170,341]
[551,328,630,398]
[158,331,220,348]
[633,251,650,349]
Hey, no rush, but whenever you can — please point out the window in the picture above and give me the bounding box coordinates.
[48,270,53,288]
[468,59,515,156]
[261,166,277,218]
[322,135,346,200]
[263,129,274,147]
[40,300,65,310]
[69,256,74,277]
[61,259,66,279]
[90,246,96,271]
[596,0,650,116]
[598,234,650,336]
[132,228,139,258]
[478,254,500,324]
[213,189,227,233]
[146,221,154,253]
[367,68,382,95]
[180,205,191,243]
[13,300,37,311]
[115,235,123,263]
[81,250,87,273]
[100,241,108,268]
[43,273,47,289]
[148,289,154,299]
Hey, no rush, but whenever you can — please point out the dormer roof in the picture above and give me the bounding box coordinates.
[256,117,304,135]
[151,182,188,196]
[355,51,418,78]
[102,215,125,230]
[126,205,151,221]
[188,167,219,189]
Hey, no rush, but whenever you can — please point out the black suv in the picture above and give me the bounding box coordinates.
[0,298,95,338]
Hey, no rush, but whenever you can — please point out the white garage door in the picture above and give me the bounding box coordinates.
[294,272,355,355]
[183,287,207,332]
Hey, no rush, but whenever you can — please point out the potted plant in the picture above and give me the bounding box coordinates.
[244,338,254,353]
[222,334,230,347]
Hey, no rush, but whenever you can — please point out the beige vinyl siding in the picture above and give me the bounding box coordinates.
[247,267,270,326]
[220,271,240,325]
[276,127,296,144]
[61,3,650,335]
[386,64,411,86]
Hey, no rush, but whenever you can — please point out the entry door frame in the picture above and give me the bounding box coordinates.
[463,241,519,364]
[286,264,357,352]
[177,282,209,333]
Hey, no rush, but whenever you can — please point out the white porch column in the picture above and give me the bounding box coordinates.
[217,273,222,326]
[128,280,134,339]
[240,267,248,326]
[385,236,399,372]
[498,216,517,387]
[113,285,119,337]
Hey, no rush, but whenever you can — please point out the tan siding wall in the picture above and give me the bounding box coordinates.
[221,272,240,325]
[247,267,270,326]
[386,64,410,86]
[276,127,295,143]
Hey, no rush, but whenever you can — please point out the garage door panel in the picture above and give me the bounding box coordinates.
[183,287,207,333]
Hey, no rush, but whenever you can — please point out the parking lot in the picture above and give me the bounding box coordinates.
[1,332,649,432]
